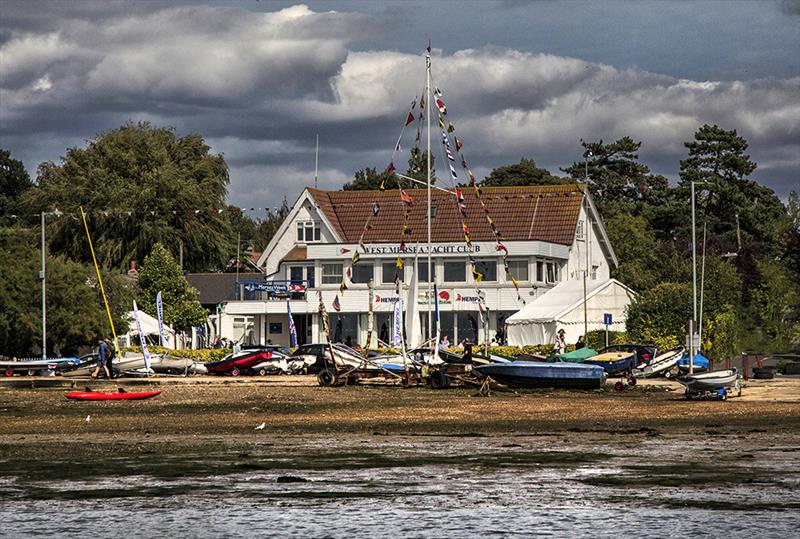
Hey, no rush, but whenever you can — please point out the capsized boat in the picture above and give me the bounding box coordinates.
[65,389,161,400]
[633,347,684,378]
[583,351,637,375]
[474,361,607,389]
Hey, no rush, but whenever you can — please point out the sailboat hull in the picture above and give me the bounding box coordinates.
[475,361,607,389]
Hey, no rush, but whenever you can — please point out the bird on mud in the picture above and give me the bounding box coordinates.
[255,422,266,430]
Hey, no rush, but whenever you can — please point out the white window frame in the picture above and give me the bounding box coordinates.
[506,259,529,282]
[296,220,321,243]
[321,263,343,284]
[546,261,559,284]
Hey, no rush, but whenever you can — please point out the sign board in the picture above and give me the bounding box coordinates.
[603,313,613,325]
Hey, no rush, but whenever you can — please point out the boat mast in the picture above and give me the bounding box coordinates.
[426,46,433,348]
[41,211,46,359]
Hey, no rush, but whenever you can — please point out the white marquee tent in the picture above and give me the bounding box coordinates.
[121,310,176,349]
[505,278,636,347]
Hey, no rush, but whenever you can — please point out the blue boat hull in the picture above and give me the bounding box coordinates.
[475,361,607,389]
[583,356,636,375]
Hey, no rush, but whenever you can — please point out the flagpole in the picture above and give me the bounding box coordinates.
[426,45,433,349]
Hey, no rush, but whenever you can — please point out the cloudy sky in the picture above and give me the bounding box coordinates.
[1,0,798,211]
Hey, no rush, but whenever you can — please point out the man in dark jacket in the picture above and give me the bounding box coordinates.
[92,337,112,379]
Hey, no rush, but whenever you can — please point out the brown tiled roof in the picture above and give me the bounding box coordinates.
[308,184,585,246]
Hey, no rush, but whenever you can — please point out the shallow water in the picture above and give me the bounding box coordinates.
[1,434,798,538]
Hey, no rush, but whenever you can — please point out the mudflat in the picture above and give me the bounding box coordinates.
[1,377,798,445]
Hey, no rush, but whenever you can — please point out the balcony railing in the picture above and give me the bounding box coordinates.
[234,280,310,301]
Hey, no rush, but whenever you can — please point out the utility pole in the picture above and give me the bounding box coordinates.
[40,211,46,360]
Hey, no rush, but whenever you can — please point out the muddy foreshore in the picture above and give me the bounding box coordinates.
[1,379,798,461]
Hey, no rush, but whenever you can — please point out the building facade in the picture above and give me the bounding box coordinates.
[220,184,617,347]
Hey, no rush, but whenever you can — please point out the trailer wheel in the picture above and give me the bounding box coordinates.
[628,377,637,386]
[317,369,336,387]
[614,381,624,392]
[258,368,267,376]
[429,371,450,389]
[230,367,240,377]
[719,390,727,401]
[4,369,13,377]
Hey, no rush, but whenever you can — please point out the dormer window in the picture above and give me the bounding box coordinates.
[297,221,321,243]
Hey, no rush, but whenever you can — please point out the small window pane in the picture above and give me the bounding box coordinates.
[351,263,373,284]
[507,260,529,281]
[382,262,403,284]
[546,262,557,283]
[475,260,496,282]
[443,261,465,283]
[418,261,436,283]
[536,261,544,282]
[314,225,321,241]
[296,223,304,241]
[322,263,343,284]
[289,266,304,284]
[307,266,315,287]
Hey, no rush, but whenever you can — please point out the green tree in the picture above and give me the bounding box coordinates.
[704,305,739,362]
[604,213,661,292]
[482,157,563,186]
[405,147,437,184]
[137,243,207,332]
[23,122,233,271]
[252,198,290,251]
[343,166,398,190]
[626,282,692,351]
[0,149,33,215]
[561,137,669,216]
[677,124,786,256]
[0,228,132,357]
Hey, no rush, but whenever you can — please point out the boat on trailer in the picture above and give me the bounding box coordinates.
[676,368,741,400]
[474,361,607,389]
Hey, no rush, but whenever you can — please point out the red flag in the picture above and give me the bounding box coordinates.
[401,190,414,205]
[333,295,341,312]
[404,111,415,126]
[436,98,446,115]
[455,137,462,152]
[386,162,395,176]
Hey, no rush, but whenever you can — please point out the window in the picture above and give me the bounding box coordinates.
[418,261,436,283]
[443,261,466,283]
[382,262,404,284]
[576,219,585,241]
[546,262,559,283]
[350,263,373,284]
[506,260,529,282]
[307,266,315,288]
[296,221,321,243]
[322,263,343,284]
[289,266,304,284]
[474,260,496,282]
[536,261,544,282]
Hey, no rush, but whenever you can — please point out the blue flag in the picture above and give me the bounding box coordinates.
[287,301,297,348]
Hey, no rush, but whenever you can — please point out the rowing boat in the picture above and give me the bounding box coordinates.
[64,390,161,400]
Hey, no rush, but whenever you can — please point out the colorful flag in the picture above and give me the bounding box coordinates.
[455,137,462,151]
[396,256,404,269]
[392,294,403,347]
[446,148,455,162]
[436,98,446,114]
[404,111,415,126]
[449,163,458,180]
[351,251,360,264]
[447,122,455,133]
[372,202,380,216]
[386,162,395,176]
[333,294,341,312]
[156,291,165,347]
[419,95,425,110]
[471,265,485,283]
[339,280,347,294]
[401,190,414,205]
[287,301,298,347]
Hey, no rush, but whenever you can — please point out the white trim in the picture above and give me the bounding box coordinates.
[256,189,344,269]
[583,189,618,267]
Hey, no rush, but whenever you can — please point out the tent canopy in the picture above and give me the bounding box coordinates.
[506,278,636,347]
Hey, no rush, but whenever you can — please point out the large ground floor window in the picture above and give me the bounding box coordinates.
[331,313,359,345]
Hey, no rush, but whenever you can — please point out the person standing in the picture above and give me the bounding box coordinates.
[575,335,586,350]
[92,337,111,379]
[554,329,567,355]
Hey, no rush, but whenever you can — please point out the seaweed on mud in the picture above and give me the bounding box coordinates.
[579,462,784,488]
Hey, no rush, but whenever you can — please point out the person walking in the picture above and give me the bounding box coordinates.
[92,337,112,379]
[554,329,567,355]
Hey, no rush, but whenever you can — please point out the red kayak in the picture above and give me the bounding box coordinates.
[65,390,161,400]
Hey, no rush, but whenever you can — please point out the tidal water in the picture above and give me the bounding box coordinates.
[1,434,798,538]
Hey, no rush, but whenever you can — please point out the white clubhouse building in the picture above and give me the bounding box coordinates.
[218,184,623,347]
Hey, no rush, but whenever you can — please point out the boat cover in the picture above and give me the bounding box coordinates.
[557,347,598,363]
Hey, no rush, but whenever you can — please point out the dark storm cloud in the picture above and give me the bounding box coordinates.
[1,2,798,208]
